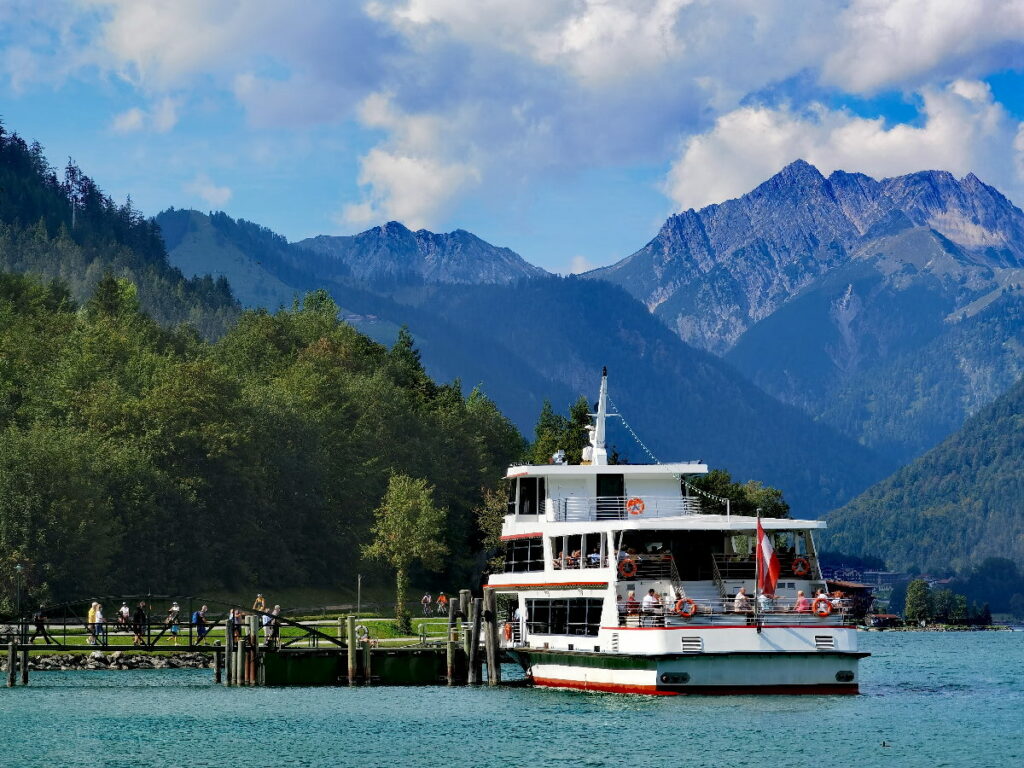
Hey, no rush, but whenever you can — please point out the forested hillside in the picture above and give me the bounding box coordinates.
[0,124,239,338]
[0,273,521,611]
[825,373,1024,575]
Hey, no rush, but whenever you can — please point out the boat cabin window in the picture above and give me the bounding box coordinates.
[525,598,603,636]
[513,477,546,516]
[551,533,606,569]
[503,536,545,572]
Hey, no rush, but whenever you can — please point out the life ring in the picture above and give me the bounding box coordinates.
[354,624,369,640]
[812,598,832,617]
[674,598,698,618]
[617,558,638,579]
[791,557,811,577]
[626,497,645,515]
[502,622,513,641]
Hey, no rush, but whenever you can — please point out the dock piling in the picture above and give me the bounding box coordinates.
[224,623,234,687]
[361,640,371,685]
[346,615,356,686]
[483,589,500,686]
[19,648,28,686]
[214,648,222,684]
[468,597,482,685]
[6,640,15,687]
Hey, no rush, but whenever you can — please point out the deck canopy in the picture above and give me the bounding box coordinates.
[506,462,708,479]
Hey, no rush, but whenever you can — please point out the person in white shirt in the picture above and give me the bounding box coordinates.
[641,589,662,625]
[733,587,751,612]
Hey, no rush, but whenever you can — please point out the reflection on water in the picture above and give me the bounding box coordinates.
[0,632,1020,767]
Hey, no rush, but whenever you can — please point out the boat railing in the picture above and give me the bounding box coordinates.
[548,495,702,522]
[615,553,677,581]
[713,553,820,581]
[615,597,856,627]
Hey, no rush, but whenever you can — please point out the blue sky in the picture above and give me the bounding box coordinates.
[2,1,1024,273]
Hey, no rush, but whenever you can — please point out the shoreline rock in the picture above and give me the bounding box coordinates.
[1,651,214,671]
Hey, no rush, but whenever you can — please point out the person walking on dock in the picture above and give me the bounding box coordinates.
[29,606,54,644]
[132,601,147,646]
[94,603,106,645]
[192,605,209,644]
[268,605,282,647]
[87,601,98,645]
[117,602,130,631]
[165,602,181,646]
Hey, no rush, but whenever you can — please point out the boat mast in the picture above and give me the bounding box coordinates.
[591,366,610,466]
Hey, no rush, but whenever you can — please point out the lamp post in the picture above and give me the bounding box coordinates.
[14,564,23,643]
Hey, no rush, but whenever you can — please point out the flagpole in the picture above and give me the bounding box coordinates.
[754,508,762,631]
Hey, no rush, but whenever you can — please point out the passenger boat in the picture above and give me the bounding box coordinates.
[487,369,868,695]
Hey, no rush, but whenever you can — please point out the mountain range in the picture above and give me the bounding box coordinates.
[590,160,1024,463]
[154,209,889,517]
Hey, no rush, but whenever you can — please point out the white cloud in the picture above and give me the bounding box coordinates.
[110,97,179,133]
[824,0,1024,93]
[111,106,145,133]
[184,173,232,207]
[340,94,481,229]
[665,80,1024,211]
[565,255,597,275]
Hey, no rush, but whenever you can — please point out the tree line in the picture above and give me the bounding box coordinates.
[0,272,522,613]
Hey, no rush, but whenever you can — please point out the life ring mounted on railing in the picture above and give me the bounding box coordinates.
[355,624,370,641]
[617,558,638,579]
[674,598,698,618]
[812,598,832,617]
[626,497,645,515]
[791,557,811,577]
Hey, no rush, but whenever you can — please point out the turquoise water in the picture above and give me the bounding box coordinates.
[0,632,1020,767]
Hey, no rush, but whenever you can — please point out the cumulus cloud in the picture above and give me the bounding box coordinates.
[665,80,1024,210]
[184,173,232,207]
[340,93,480,229]
[10,1,1024,230]
[824,0,1024,93]
[110,97,179,133]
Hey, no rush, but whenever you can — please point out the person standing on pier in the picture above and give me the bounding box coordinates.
[29,606,54,644]
[268,605,282,647]
[132,601,147,646]
[165,602,181,646]
[253,594,266,612]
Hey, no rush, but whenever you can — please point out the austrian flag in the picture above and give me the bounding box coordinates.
[757,517,781,597]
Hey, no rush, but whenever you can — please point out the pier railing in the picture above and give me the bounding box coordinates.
[548,495,702,522]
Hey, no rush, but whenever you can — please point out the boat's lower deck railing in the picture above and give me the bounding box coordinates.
[616,598,856,627]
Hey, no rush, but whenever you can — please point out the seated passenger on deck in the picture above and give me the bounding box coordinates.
[733,587,751,612]
[793,590,811,612]
[553,550,564,569]
[625,591,639,615]
[757,591,774,612]
[587,548,601,567]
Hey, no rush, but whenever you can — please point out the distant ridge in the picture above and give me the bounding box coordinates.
[295,221,548,285]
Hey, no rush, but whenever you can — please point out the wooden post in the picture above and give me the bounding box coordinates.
[483,589,500,686]
[6,640,16,687]
[235,625,245,685]
[459,589,470,624]
[224,627,233,686]
[214,648,222,684]
[446,599,457,685]
[468,597,483,685]
[19,648,28,686]
[346,615,357,686]
[246,615,259,686]
[462,596,473,657]
[361,640,371,685]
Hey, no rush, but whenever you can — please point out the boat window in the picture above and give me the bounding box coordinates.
[518,477,542,516]
[503,537,545,572]
[525,598,603,636]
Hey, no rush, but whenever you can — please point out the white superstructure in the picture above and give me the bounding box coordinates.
[486,369,866,694]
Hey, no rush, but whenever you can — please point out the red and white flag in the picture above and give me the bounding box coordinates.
[757,516,781,597]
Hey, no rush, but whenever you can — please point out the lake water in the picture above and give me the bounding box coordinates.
[0,632,1020,767]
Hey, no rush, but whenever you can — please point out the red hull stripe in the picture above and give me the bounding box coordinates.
[500,532,543,541]
[531,676,858,696]
[486,582,608,589]
[600,625,849,630]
